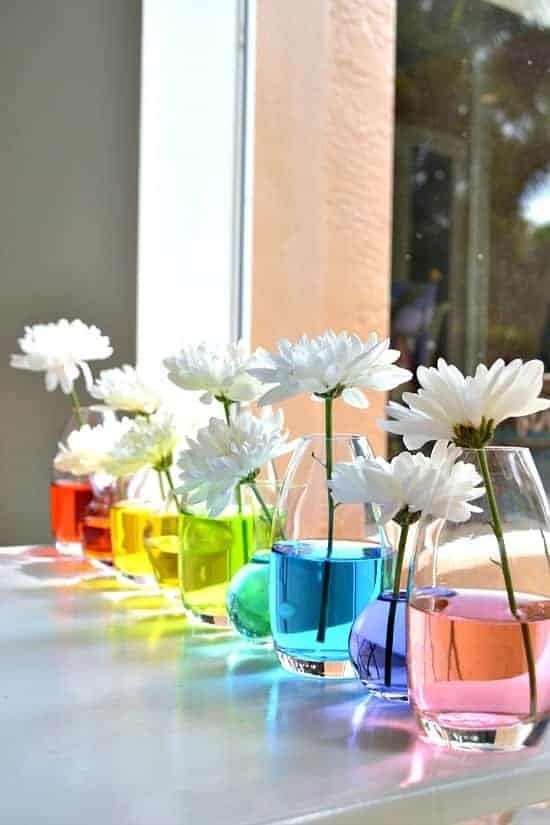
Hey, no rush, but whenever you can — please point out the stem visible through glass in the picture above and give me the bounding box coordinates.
[316,398,334,644]
[384,521,409,687]
[477,448,537,720]
[221,397,250,563]
[71,388,83,427]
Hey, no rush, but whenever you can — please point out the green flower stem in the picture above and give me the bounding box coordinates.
[477,448,537,720]
[220,397,250,562]
[384,521,409,687]
[157,468,166,500]
[71,388,83,427]
[247,480,272,525]
[222,398,232,425]
[316,397,335,644]
[163,467,191,516]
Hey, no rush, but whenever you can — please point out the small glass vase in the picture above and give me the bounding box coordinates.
[81,475,120,564]
[270,435,387,678]
[226,481,281,642]
[349,522,417,701]
[144,513,186,597]
[110,468,177,583]
[409,447,550,751]
[179,485,270,627]
[50,405,115,556]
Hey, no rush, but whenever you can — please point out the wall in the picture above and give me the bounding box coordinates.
[251,0,396,455]
[0,0,141,545]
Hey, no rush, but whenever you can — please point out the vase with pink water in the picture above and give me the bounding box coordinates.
[408,447,550,751]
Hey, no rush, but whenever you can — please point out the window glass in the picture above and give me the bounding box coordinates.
[392,0,550,478]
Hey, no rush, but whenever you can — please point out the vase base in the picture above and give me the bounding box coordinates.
[365,682,409,702]
[415,710,547,751]
[276,649,356,679]
[55,540,83,557]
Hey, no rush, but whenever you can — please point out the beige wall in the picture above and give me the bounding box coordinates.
[0,0,141,545]
[251,0,396,456]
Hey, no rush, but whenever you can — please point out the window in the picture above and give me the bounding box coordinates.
[392,0,550,476]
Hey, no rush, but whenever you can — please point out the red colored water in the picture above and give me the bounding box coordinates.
[50,479,93,544]
[409,588,550,726]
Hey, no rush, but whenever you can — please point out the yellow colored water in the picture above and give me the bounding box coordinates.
[110,503,179,579]
[146,534,180,591]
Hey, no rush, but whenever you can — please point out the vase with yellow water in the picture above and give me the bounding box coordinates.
[179,483,273,627]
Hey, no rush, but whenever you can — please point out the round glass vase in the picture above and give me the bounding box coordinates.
[226,481,282,643]
[179,484,272,628]
[409,447,550,752]
[349,521,417,701]
[81,475,127,565]
[50,405,115,556]
[110,468,179,584]
[270,434,388,679]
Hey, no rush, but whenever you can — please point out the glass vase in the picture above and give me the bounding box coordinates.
[81,475,120,564]
[110,468,177,583]
[270,435,388,678]
[409,447,550,751]
[179,485,271,627]
[50,405,115,556]
[349,522,416,701]
[144,513,186,597]
[226,481,281,642]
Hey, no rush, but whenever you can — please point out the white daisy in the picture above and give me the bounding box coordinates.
[91,365,162,415]
[163,340,262,406]
[10,318,112,393]
[329,441,485,524]
[106,410,180,477]
[248,330,411,409]
[177,409,288,517]
[54,418,131,477]
[379,358,550,450]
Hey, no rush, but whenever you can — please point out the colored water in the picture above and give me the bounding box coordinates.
[147,534,181,591]
[409,588,550,731]
[179,513,259,623]
[110,504,179,579]
[50,479,93,545]
[270,541,384,663]
[349,590,408,700]
[226,551,271,641]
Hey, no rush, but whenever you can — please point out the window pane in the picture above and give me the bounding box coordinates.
[392,0,550,479]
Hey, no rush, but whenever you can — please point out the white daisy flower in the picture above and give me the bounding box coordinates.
[177,409,289,517]
[329,441,485,525]
[91,365,162,415]
[379,358,550,450]
[163,340,262,406]
[106,410,180,477]
[10,318,112,393]
[248,330,411,408]
[54,417,131,477]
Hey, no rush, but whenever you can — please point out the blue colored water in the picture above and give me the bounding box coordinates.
[349,591,408,700]
[270,541,384,663]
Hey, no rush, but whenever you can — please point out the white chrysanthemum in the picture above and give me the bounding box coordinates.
[91,365,162,414]
[249,330,411,409]
[177,409,288,516]
[163,340,262,405]
[379,358,550,451]
[10,319,112,393]
[106,410,180,477]
[54,418,131,477]
[329,441,485,524]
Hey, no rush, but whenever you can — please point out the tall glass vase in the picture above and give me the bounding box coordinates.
[409,447,550,751]
[50,405,115,556]
[270,435,388,678]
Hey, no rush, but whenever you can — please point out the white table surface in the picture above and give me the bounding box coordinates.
[1,545,550,825]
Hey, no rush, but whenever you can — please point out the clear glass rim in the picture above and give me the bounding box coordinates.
[460,445,532,455]
[300,432,366,441]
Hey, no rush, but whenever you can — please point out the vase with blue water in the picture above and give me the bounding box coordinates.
[349,521,417,700]
[270,434,388,678]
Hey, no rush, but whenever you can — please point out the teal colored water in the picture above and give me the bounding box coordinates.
[270,541,384,663]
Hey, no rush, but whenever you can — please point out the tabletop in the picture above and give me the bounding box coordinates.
[2,546,550,825]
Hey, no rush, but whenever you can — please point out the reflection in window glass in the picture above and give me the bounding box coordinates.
[391,0,550,479]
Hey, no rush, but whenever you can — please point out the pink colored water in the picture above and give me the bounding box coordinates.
[408,589,550,727]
